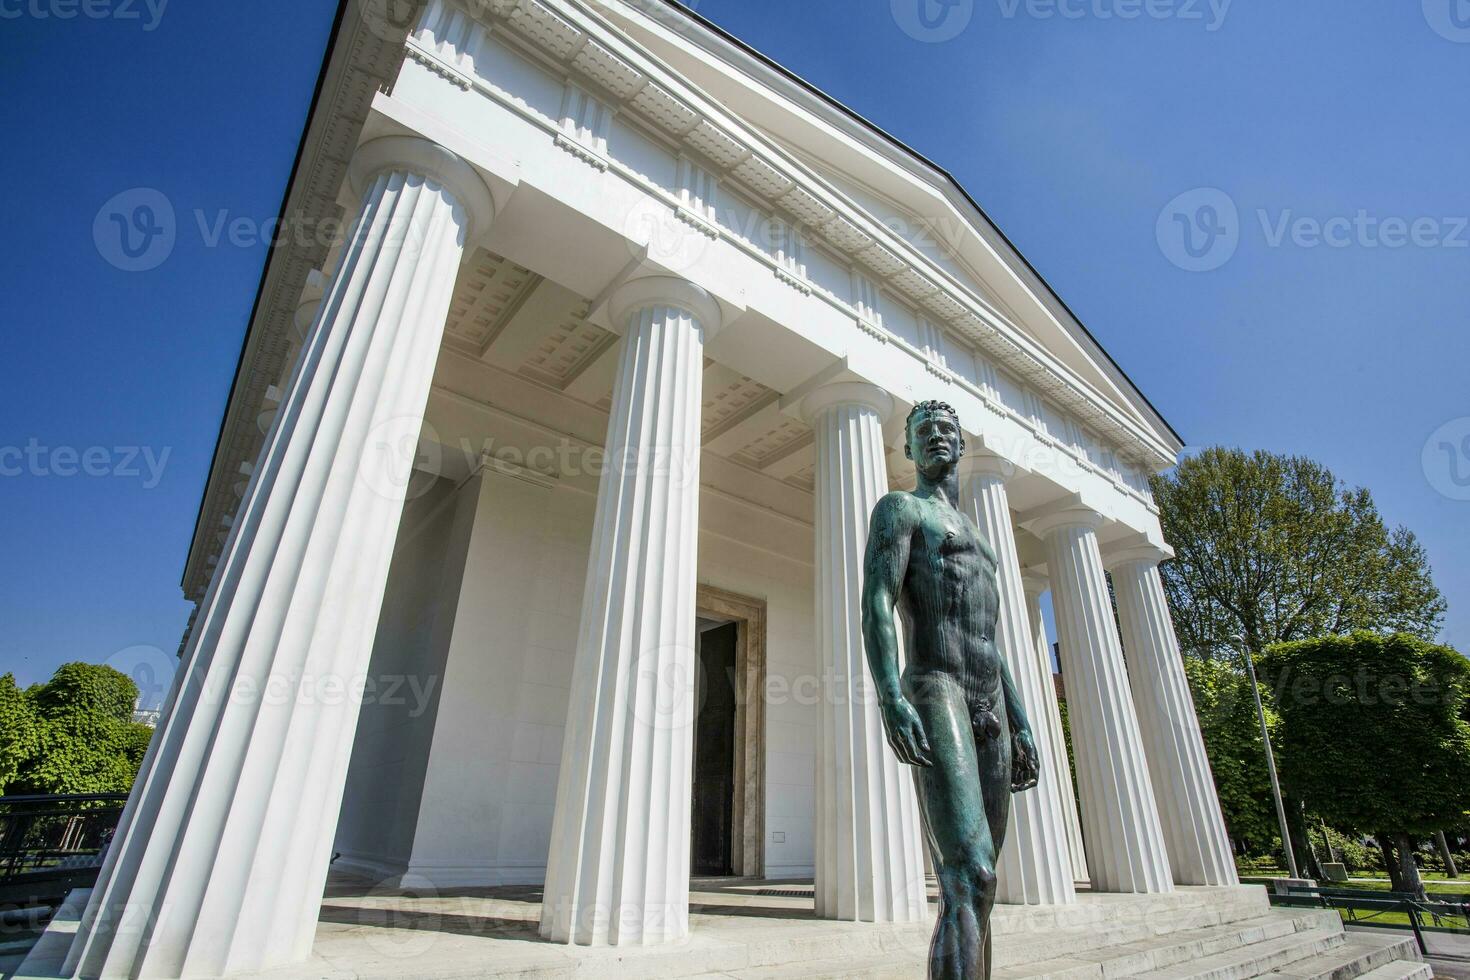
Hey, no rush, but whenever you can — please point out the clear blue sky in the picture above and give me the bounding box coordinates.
[1,0,1465,700]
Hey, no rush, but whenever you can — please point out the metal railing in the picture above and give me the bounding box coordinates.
[0,794,129,907]
[1272,883,1470,955]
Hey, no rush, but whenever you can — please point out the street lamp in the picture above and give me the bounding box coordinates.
[1235,638,1300,880]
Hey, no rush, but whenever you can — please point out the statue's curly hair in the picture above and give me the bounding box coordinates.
[906,399,960,432]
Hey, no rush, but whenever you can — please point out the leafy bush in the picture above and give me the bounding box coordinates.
[0,663,156,796]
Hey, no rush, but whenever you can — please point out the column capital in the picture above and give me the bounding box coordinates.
[350,135,496,241]
[1020,569,1050,598]
[1021,496,1106,538]
[1101,532,1175,573]
[607,274,724,340]
[957,451,1015,483]
[788,381,894,426]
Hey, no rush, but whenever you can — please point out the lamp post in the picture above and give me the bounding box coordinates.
[1238,641,1300,880]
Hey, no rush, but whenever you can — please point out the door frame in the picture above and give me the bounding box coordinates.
[695,584,766,879]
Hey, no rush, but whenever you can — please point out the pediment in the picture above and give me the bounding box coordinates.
[596,0,1181,456]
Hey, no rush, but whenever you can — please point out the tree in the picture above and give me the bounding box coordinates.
[1258,633,1470,899]
[1152,448,1445,661]
[1181,657,1281,856]
[5,663,156,796]
[0,673,41,794]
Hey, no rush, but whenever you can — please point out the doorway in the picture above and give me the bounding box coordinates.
[691,585,766,879]
[692,621,738,876]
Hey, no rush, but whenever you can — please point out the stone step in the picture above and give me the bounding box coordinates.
[1341,958,1434,980]
[1118,925,1347,980]
[991,887,1270,941]
[1264,932,1425,980]
[731,911,1343,980]
[995,910,1341,980]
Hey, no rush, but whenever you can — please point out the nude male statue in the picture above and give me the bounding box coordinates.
[861,400,1041,980]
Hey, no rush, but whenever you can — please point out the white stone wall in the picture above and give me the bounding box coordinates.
[334,454,819,887]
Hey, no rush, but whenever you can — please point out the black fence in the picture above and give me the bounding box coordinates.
[0,794,129,909]
[1271,883,1470,956]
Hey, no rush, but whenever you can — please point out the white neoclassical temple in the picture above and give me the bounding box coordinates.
[49,1,1259,976]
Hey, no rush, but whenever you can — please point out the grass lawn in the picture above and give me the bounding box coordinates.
[1342,878,1467,896]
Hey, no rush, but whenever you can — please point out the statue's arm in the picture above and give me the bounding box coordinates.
[998,637,1041,791]
[861,493,933,768]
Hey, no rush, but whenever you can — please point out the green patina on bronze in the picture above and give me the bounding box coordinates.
[861,400,1041,980]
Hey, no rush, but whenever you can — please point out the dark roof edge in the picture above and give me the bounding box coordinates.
[651,0,1185,450]
[182,0,350,591]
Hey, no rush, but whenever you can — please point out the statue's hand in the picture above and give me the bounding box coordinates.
[1010,728,1040,792]
[881,698,934,768]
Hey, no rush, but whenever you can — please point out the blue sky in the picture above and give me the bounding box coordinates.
[1,0,1465,700]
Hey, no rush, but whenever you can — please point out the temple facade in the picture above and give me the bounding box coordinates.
[61,0,1236,975]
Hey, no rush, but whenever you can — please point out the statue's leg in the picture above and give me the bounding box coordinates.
[974,709,1013,980]
[903,672,996,980]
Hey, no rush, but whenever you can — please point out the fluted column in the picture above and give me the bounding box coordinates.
[1107,545,1238,886]
[1030,506,1173,893]
[1020,573,1089,883]
[540,276,722,946]
[960,459,1075,905]
[799,383,927,923]
[65,136,495,978]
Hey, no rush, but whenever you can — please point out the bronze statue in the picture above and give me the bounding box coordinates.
[861,400,1040,980]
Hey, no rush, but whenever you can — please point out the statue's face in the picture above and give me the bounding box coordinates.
[905,409,964,476]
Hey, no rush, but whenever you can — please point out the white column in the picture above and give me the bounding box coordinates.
[1020,573,1090,883]
[65,136,495,978]
[1030,506,1173,894]
[798,383,927,923]
[960,459,1075,906]
[1107,546,1238,886]
[539,276,722,946]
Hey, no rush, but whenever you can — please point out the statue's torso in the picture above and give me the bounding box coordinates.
[895,492,1005,708]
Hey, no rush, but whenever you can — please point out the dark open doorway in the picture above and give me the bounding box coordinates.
[691,620,738,877]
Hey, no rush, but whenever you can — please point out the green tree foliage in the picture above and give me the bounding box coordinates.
[0,673,41,794]
[1181,657,1280,854]
[1152,448,1446,660]
[1259,633,1470,897]
[0,663,156,796]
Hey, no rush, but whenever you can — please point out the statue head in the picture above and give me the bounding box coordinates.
[904,399,964,478]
